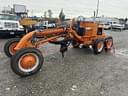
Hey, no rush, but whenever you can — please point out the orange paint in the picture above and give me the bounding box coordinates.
[9,42,18,55]
[106,41,113,49]
[14,21,111,53]
[20,54,36,69]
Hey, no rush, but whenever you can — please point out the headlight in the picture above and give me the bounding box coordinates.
[19,25,24,30]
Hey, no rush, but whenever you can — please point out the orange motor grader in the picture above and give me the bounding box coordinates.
[4,20,113,77]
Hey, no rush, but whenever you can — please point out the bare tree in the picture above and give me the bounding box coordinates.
[44,11,47,18]
[47,9,52,18]
[59,9,65,21]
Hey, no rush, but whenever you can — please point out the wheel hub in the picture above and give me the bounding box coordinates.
[9,42,18,54]
[20,55,36,69]
[106,41,112,49]
[97,42,104,52]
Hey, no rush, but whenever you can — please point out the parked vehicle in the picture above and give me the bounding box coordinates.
[0,13,25,37]
[103,23,111,30]
[34,21,56,29]
[124,20,128,29]
[110,21,125,30]
[100,23,111,30]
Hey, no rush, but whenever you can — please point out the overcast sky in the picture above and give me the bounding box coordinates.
[0,0,128,18]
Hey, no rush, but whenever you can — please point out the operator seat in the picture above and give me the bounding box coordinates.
[76,21,85,36]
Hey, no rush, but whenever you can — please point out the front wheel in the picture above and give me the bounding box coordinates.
[11,48,44,77]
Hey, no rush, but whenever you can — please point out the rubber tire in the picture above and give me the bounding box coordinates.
[104,36,113,51]
[92,39,104,54]
[4,38,20,57]
[72,40,80,48]
[11,48,44,77]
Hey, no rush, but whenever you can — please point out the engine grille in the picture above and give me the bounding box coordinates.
[4,22,18,28]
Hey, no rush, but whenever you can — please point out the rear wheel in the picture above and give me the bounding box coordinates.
[4,38,20,57]
[104,37,113,51]
[11,48,44,77]
[92,39,104,54]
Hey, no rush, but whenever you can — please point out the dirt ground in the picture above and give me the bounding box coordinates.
[0,30,128,96]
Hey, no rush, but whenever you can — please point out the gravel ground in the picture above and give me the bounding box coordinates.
[0,30,128,96]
